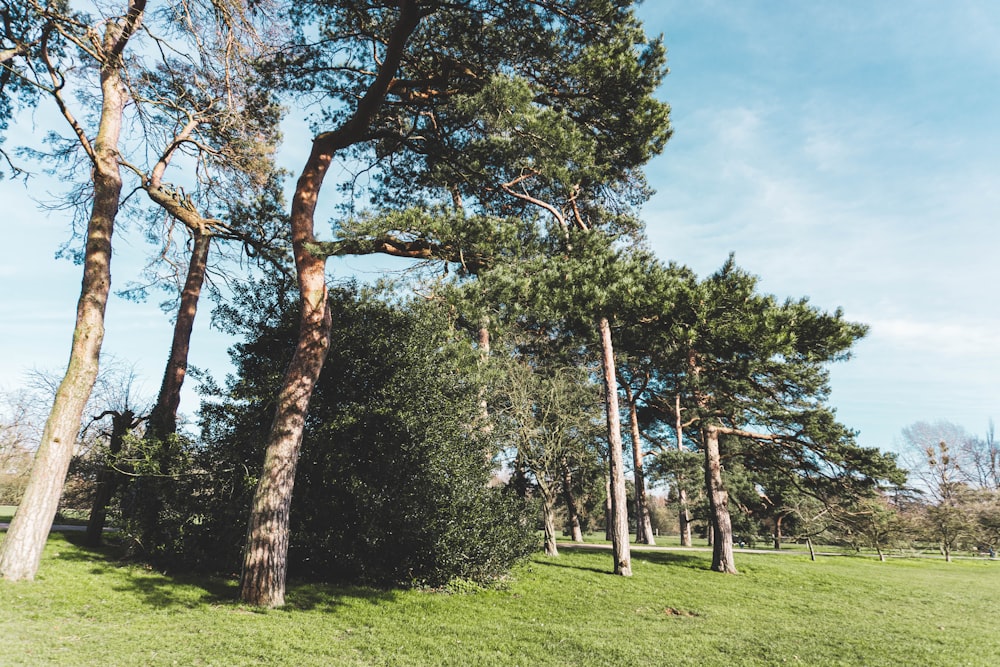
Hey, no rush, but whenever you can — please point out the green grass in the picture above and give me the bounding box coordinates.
[1,533,998,666]
[0,505,16,522]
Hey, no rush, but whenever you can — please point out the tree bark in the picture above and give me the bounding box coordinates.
[0,17,136,579]
[146,229,211,440]
[598,317,631,576]
[773,514,783,550]
[624,383,655,545]
[559,457,584,543]
[85,409,136,546]
[539,483,559,557]
[806,536,816,561]
[239,138,333,609]
[704,425,736,573]
[676,395,692,547]
[239,2,421,608]
[604,471,612,541]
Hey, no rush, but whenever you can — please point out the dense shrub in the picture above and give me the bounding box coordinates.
[122,282,536,586]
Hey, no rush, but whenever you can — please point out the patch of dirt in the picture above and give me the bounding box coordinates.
[663,607,699,617]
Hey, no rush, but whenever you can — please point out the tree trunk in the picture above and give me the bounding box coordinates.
[678,488,692,547]
[146,229,211,440]
[477,318,490,426]
[0,25,132,580]
[598,317,631,576]
[239,139,333,609]
[773,514,783,550]
[238,3,421,608]
[85,410,135,546]
[604,471,613,541]
[624,384,654,545]
[540,484,559,557]
[806,536,816,561]
[675,396,692,547]
[559,457,584,543]
[875,542,885,562]
[704,425,736,573]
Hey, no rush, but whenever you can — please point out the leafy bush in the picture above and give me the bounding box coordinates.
[124,282,536,586]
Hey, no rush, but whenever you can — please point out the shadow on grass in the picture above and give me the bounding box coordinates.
[540,544,711,573]
[283,580,398,612]
[51,532,399,612]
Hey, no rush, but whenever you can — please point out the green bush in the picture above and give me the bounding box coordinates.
[123,283,536,586]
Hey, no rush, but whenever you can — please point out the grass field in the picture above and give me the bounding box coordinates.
[1,531,998,666]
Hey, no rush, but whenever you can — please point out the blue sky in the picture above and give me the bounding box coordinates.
[2,2,998,453]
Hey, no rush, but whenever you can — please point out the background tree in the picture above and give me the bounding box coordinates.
[900,420,999,560]
[642,258,900,573]
[495,355,602,556]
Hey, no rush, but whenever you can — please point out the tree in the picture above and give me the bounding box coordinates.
[0,0,146,582]
[496,360,602,556]
[899,420,1000,560]
[643,258,899,573]
[241,0,670,605]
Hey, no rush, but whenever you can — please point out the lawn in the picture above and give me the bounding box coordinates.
[1,532,997,666]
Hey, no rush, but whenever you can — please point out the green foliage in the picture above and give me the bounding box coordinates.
[129,280,536,586]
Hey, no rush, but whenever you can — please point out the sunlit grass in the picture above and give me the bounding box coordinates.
[1,532,997,665]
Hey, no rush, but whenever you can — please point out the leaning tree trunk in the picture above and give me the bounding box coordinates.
[559,457,584,543]
[238,2,421,608]
[598,317,631,576]
[0,26,133,580]
[146,229,211,440]
[624,384,655,545]
[122,229,211,555]
[85,409,137,546]
[239,139,334,609]
[704,425,736,574]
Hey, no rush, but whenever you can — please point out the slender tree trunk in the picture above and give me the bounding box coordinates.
[807,536,816,561]
[85,410,135,546]
[678,488,692,546]
[477,317,490,426]
[704,425,736,573]
[604,471,613,541]
[0,25,133,579]
[624,384,654,545]
[559,457,584,543]
[146,230,211,440]
[598,317,631,576]
[540,484,559,557]
[674,395,692,546]
[773,514,783,550]
[876,542,885,562]
[122,230,211,554]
